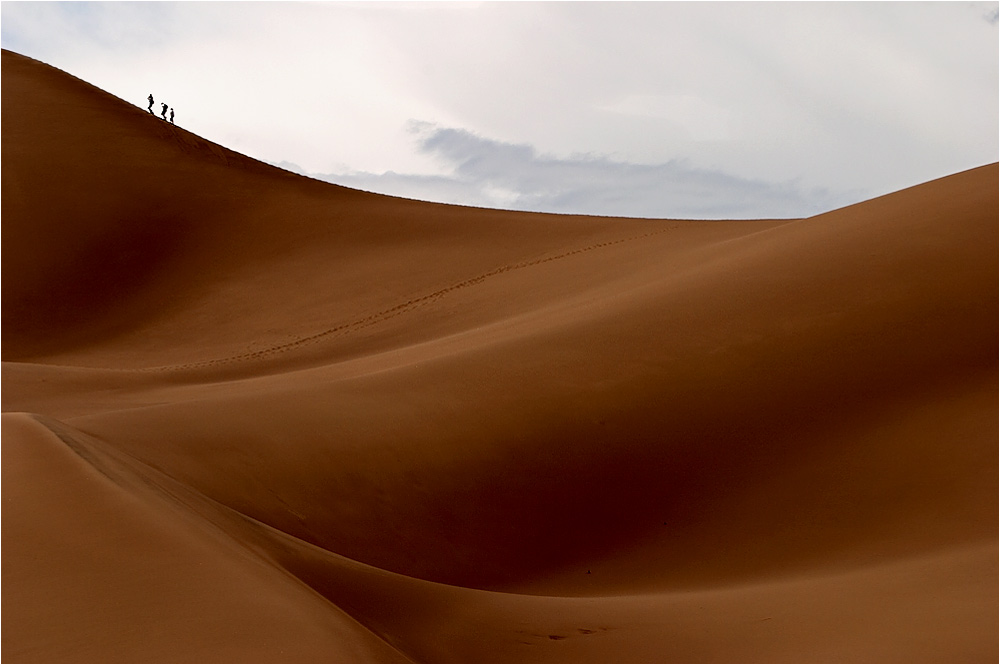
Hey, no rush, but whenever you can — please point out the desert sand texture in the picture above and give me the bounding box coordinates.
[2,48,997,663]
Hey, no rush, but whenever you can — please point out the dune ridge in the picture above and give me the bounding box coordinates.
[3,48,997,662]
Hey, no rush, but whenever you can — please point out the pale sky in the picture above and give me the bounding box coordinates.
[3,1,998,218]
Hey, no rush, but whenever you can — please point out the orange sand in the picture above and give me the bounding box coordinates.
[3,48,997,662]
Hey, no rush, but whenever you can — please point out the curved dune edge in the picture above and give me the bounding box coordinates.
[3,48,998,662]
[1,412,409,663]
[4,412,995,663]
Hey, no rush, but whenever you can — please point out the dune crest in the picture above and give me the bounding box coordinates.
[3,48,997,662]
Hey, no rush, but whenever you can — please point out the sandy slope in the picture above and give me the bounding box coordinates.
[3,48,997,662]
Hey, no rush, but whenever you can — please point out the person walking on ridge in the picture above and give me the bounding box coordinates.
[169,107,175,124]
[160,102,168,120]
[147,93,154,114]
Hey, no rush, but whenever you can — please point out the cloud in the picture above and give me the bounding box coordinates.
[300,123,859,220]
[4,1,995,216]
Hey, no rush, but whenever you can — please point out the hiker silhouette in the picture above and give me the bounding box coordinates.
[160,103,168,120]
[147,94,154,113]
[169,108,175,124]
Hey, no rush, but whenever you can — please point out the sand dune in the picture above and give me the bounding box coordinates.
[3,48,997,662]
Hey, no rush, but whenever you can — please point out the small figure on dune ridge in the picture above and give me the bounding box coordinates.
[147,93,177,125]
